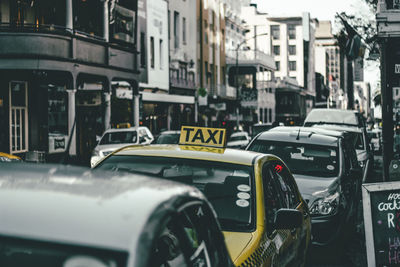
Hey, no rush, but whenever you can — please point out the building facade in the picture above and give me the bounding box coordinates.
[167,0,198,130]
[0,0,140,164]
[226,4,276,131]
[197,0,226,127]
[267,13,316,124]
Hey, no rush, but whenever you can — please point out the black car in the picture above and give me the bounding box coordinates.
[246,126,362,246]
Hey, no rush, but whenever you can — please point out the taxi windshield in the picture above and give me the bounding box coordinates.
[0,236,127,267]
[96,155,255,232]
[249,140,339,178]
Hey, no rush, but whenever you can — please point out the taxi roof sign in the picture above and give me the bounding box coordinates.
[179,126,227,148]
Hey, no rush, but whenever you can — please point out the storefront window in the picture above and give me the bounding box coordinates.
[73,0,102,37]
[47,85,68,154]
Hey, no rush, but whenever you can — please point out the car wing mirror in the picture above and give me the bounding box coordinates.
[274,209,302,229]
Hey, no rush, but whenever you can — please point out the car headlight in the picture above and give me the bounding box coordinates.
[92,149,100,157]
[309,190,340,216]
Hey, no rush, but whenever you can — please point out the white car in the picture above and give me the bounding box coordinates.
[226,131,251,149]
[91,126,153,167]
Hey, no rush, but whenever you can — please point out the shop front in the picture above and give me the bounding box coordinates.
[140,92,195,134]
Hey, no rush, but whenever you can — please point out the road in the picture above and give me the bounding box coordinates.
[306,154,383,267]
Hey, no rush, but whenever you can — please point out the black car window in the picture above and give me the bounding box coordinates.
[179,204,226,267]
[262,164,286,236]
[249,140,339,178]
[156,134,180,144]
[354,133,365,150]
[270,161,300,209]
[149,219,189,267]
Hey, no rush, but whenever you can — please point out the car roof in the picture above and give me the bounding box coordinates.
[230,131,248,137]
[0,163,202,252]
[304,108,362,126]
[110,145,264,166]
[311,124,362,133]
[256,126,339,147]
[159,130,180,135]
[103,126,149,134]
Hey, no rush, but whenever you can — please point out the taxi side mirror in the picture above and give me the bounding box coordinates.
[274,209,302,229]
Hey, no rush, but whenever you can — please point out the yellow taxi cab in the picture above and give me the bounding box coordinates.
[93,126,312,266]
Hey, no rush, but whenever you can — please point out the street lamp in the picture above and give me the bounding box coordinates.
[235,32,269,128]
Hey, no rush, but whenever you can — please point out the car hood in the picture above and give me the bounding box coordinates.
[223,231,253,264]
[293,174,340,201]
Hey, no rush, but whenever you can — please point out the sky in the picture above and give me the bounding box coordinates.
[251,0,380,93]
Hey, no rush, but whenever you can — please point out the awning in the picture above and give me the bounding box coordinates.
[141,92,195,104]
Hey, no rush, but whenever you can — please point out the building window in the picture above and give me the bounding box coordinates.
[273,45,280,55]
[109,0,136,44]
[288,24,296,39]
[289,45,296,55]
[271,25,280,40]
[275,61,280,71]
[269,108,272,122]
[159,39,163,69]
[182,17,186,45]
[140,32,146,68]
[289,61,296,71]
[150,37,155,68]
[174,11,180,49]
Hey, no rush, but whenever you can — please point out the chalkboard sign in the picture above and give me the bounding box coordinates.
[363,182,400,266]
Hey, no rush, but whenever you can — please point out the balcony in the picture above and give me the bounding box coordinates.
[226,49,276,70]
[0,23,137,73]
[170,77,196,90]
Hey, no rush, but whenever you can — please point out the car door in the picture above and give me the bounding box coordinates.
[261,162,295,267]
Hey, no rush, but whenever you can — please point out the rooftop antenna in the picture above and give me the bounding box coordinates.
[296,127,301,140]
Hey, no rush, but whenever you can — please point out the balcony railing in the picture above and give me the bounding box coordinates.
[170,77,196,89]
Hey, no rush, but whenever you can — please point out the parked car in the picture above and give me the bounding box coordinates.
[91,126,153,167]
[153,130,180,144]
[310,124,374,171]
[0,162,233,267]
[94,126,311,266]
[247,126,363,246]
[226,131,251,149]
[303,108,366,128]
[0,152,21,162]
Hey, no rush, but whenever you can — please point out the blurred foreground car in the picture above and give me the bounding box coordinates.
[91,126,153,167]
[0,163,233,267]
[0,152,21,162]
[226,131,251,149]
[94,126,311,266]
[247,126,362,246]
[153,130,180,144]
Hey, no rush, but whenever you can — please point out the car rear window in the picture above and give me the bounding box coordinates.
[228,135,247,141]
[95,155,255,232]
[248,140,339,178]
[155,134,180,144]
[0,236,127,267]
[100,131,137,145]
